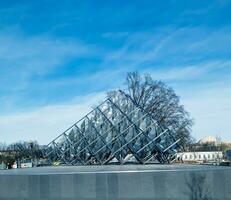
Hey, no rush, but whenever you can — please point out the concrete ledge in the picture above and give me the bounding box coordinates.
[0,164,231,200]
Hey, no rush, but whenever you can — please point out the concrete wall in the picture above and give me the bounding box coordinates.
[0,168,231,200]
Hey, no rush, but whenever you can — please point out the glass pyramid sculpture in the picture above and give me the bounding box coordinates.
[43,90,181,165]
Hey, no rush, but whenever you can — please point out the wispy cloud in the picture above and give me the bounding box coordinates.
[147,60,231,81]
[101,26,231,72]
[0,27,102,113]
[101,26,231,142]
[0,27,95,90]
[0,0,231,143]
[0,92,105,144]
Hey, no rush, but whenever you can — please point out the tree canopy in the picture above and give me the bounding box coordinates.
[112,71,193,147]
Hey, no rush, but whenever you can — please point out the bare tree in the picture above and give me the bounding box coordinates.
[8,141,43,159]
[0,143,8,151]
[119,71,193,146]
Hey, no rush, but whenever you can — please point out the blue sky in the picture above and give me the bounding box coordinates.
[0,0,231,144]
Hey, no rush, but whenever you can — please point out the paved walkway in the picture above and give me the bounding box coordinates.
[0,163,230,175]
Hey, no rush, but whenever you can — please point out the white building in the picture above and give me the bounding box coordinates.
[177,151,223,163]
[199,136,220,145]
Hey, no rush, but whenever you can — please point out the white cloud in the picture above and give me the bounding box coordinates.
[0,92,105,144]
[1,25,231,144]
[0,27,95,91]
[148,60,231,81]
[1,66,231,144]
[102,26,231,72]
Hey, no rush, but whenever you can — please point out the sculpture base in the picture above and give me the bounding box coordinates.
[0,164,230,200]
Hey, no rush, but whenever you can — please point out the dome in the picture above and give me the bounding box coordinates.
[199,136,219,144]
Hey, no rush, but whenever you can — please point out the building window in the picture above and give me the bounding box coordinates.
[190,155,192,159]
[199,155,201,159]
[212,154,215,158]
[185,155,187,159]
[203,154,206,159]
[208,154,210,159]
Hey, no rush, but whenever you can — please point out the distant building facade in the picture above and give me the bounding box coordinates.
[177,151,223,163]
[199,135,231,146]
[199,136,220,145]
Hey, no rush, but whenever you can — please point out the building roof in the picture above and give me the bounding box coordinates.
[199,136,219,144]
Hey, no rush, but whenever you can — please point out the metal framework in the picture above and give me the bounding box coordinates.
[43,91,181,165]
